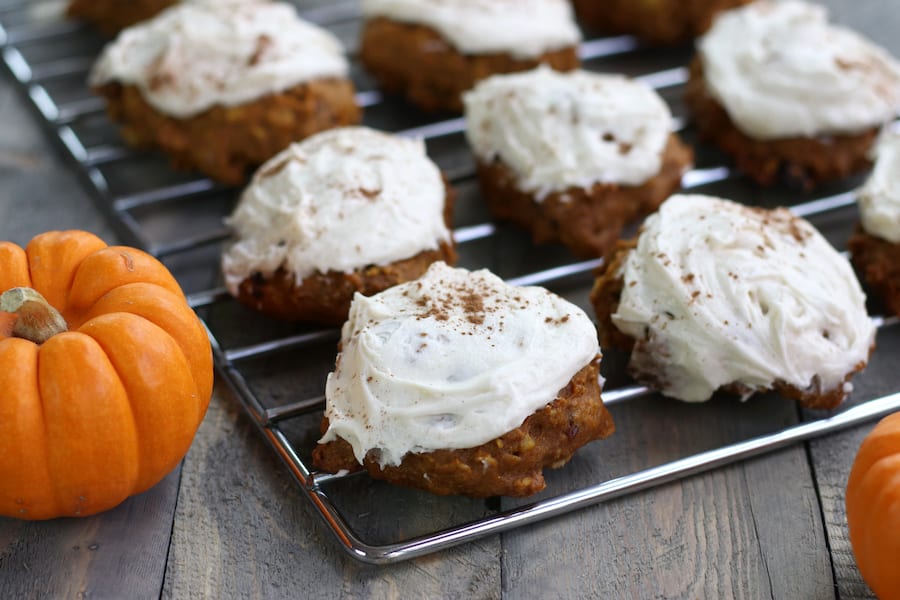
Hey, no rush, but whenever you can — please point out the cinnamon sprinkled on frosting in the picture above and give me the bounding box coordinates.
[222,127,451,290]
[319,262,600,466]
[612,194,875,403]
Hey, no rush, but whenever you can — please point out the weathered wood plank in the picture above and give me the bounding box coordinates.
[808,427,873,600]
[161,382,502,600]
[0,470,180,600]
[0,84,114,244]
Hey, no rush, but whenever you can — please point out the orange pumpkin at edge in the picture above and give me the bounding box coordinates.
[846,411,900,599]
[0,230,214,520]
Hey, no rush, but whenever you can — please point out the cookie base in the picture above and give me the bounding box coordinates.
[313,360,614,498]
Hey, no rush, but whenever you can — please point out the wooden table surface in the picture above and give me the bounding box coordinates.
[1,1,898,598]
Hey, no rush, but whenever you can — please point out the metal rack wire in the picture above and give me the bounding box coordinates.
[3,0,900,565]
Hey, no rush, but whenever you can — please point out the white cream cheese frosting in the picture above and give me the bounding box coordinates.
[463,67,676,199]
[221,127,452,290]
[89,2,349,118]
[361,0,581,59]
[859,128,900,243]
[698,0,900,140]
[319,262,600,467]
[612,194,875,403]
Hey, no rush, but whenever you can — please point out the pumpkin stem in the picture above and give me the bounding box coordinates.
[0,287,68,344]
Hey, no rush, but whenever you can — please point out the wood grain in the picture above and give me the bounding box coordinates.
[161,382,502,599]
[808,427,874,600]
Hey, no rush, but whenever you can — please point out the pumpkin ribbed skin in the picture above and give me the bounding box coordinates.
[0,231,213,519]
[846,411,900,599]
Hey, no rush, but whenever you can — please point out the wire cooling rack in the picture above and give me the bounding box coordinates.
[3,0,900,565]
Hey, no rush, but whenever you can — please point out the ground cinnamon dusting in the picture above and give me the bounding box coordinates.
[249,34,273,66]
[460,291,485,325]
[416,278,507,327]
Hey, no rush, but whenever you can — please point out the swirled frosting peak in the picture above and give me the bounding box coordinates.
[464,67,675,198]
[612,194,875,403]
[698,0,900,139]
[222,127,452,290]
[89,2,349,118]
[859,128,900,243]
[319,262,600,467]
[361,0,580,59]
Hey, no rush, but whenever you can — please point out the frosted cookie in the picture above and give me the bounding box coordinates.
[685,1,900,188]
[359,0,581,113]
[849,129,900,317]
[464,67,692,257]
[221,127,457,325]
[590,194,876,409]
[572,0,752,46]
[312,262,614,497]
[89,1,360,184]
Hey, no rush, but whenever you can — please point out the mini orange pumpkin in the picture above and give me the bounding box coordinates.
[0,230,213,519]
[846,411,900,598]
